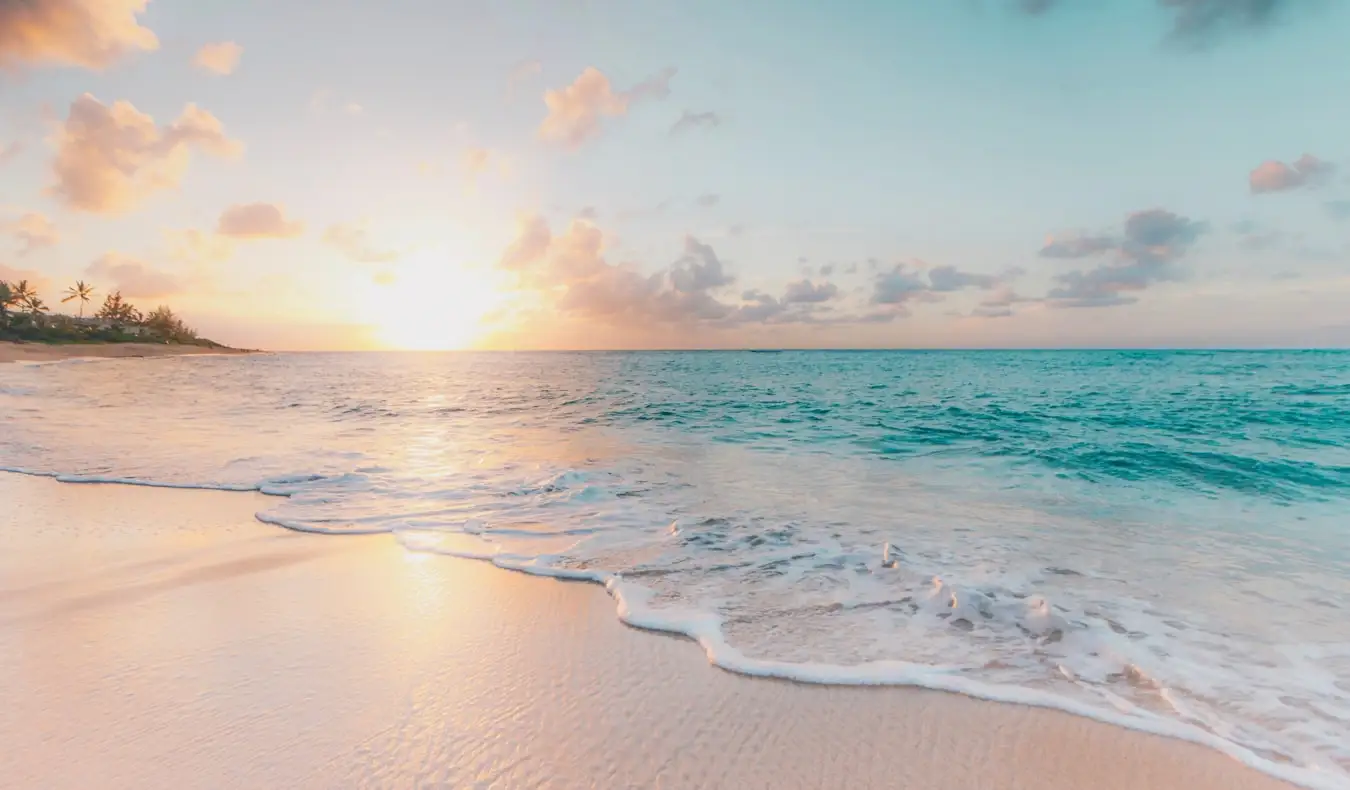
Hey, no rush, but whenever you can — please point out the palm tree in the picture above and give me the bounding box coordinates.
[11,279,35,303]
[21,293,49,327]
[0,281,15,326]
[6,280,36,326]
[62,280,96,318]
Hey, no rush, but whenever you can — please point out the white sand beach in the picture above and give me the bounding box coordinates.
[0,341,253,364]
[0,473,1298,790]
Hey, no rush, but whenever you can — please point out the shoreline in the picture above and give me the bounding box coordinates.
[0,471,1309,790]
[0,340,257,364]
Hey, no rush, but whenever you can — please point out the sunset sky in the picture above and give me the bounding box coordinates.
[2,0,1349,350]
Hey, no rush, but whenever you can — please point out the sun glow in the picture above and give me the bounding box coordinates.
[366,248,506,350]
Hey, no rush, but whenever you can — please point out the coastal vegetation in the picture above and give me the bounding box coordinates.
[0,279,228,348]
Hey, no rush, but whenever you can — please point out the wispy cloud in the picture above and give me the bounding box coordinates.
[1,211,59,255]
[216,203,305,239]
[1015,0,1308,46]
[670,110,721,135]
[539,66,677,149]
[1162,0,1299,45]
[193,41,242,76]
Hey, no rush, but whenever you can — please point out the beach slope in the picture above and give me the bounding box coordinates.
[0,473,1297,790]
[0,341,253,364]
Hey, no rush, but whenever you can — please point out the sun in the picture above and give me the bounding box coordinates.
[365,248,505,350]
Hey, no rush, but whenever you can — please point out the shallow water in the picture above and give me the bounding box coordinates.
[3,350,1348,788]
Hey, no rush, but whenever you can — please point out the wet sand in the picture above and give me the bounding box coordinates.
[0,341,253,364]
[0,473,1298,790]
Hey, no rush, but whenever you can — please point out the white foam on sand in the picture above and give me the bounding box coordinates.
[1,462,1347,790]
[393,525,1348,790]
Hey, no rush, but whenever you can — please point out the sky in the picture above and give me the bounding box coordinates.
[1,0,1348,350]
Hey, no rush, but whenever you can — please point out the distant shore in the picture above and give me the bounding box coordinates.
[0,340,256,364]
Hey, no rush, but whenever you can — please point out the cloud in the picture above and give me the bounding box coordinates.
[216,203,304,239]
[695,193,720,208]
[577,206,599,221]
[670,110,721,135]
[496,216,743,326]
[0,0,157,70]
[1020,0,1302,45]
[1250,154,1335,194]
[973,285,1039,318]
[193,41,242,75]
[494,217,1011,333]
[1161,0,1295,44]
[1044,208,1206,308]
[86,252,182,298]
[734,290,786,322]
[0,263,50,293]
[870,264,929,305]
[1326,200,1350,220]
[1040,233,1117,259]
[323,222,400,263]
[539,66,677,149]
[783,279,839,304]
[500,213,553,272]
[49,93,242,214]
[2,212,59,255]
[866,261,1007,314]
[928,264,998,292]
[1122,208,1207,251]
[345,102,364,115]
[669,236,735,293]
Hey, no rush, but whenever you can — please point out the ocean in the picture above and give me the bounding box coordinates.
[3,350,1348,788]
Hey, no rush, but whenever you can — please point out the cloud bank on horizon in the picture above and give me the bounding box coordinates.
[0,0,1347,349]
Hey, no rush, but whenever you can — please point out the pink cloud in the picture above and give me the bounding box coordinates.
[85,252,183,298]
[49,94,242,214]
[1249,154,1335,194]
[539,66,676,149]
[193,41,242,76]
[2,212,59,255]
[216,203,305,239]
[0,0,157,70]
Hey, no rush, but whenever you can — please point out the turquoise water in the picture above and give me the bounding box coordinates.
[3,350,1348,787]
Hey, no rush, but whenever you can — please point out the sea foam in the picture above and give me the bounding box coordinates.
[3,350,1349,788]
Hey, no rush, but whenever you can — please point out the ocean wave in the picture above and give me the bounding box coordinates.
[3,350,1350,787]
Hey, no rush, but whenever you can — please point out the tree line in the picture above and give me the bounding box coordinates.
[0,279,207,345]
